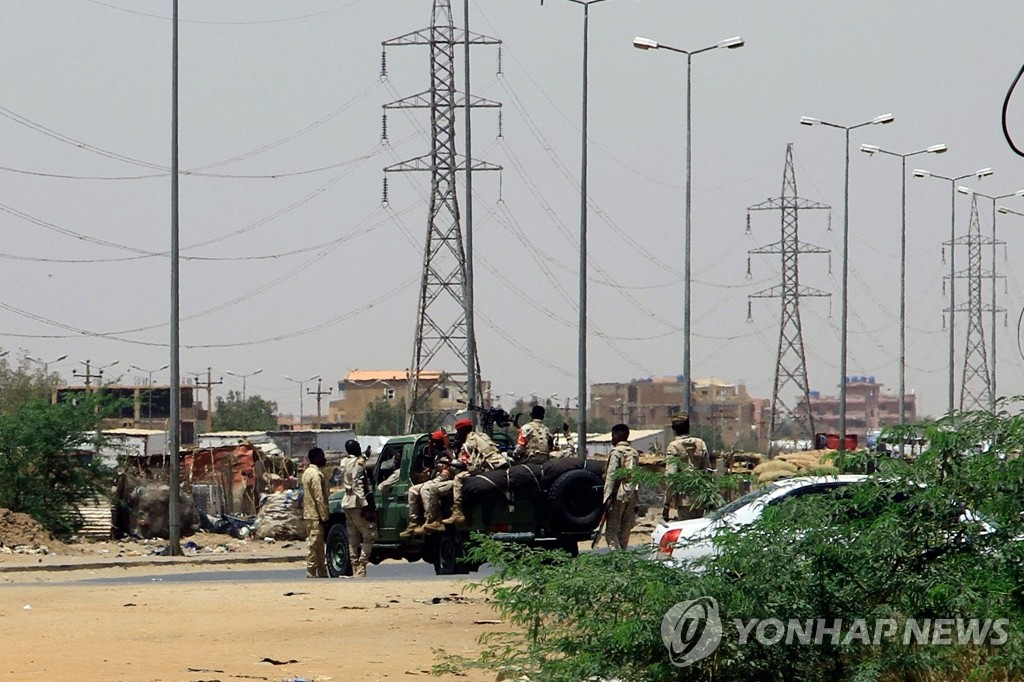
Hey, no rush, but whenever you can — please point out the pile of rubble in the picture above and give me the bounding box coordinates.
[0,507,65,555]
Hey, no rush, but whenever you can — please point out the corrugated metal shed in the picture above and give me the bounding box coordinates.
[76,496,112,540]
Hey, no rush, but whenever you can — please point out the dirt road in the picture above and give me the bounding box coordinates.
[1,561,501,682]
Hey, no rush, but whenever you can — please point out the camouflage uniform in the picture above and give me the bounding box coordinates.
[603,441,640,551]
[300,463,329,578]
[340,452,378,577]
[665,435,710,520]
[513,418,552,464]
[402,454,453,537]
[443,431,508,525]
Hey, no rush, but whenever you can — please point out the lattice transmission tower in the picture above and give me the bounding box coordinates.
[747,144,831,447]
[381,1,501,431]
[949,193,997,411]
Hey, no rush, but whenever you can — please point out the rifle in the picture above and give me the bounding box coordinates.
[591,478,621,549]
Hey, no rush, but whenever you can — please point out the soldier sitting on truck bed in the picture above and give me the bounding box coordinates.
[441,418,509,525]
[400,431,453,538]
[512,405,553,465]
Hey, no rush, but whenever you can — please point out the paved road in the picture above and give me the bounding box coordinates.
[58,560,496,585]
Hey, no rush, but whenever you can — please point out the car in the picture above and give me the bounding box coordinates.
[324,431,605,576]
[650,475,869,568]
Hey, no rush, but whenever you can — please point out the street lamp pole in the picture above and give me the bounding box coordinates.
[284,374,320,427]
[800,113,895,450]
[956,185,1024,407]
[226,368,263,401]
[634,33,744,421]
[131,364,170,420]
[913,167,993,414]
[860,143,946,440]
[26,353,68,377]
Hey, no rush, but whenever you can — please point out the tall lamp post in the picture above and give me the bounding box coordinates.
[546,0,612,458]
[284,374,320,427]
[226,368,263,401]
[26,353,68,377]
[633,33,744,421]
[912,167,993,415]
[956,185,1024,406]
[800,113,895,450]
[131,363,169,421]
[860,143,947,440]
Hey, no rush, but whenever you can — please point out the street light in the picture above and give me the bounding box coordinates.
[950,183,1024,405]
[634,32,744,420]
[799,112,894,450]
[548,0,613,459]
[132,363,170,420]
[226,368,263,401]
[26,353,68,376]
[859,142,946,440]
[913,166,993,413]
[284,374,320,427]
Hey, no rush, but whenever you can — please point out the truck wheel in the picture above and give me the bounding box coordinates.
[325,523,352,578]
[547,469,603,532]
[433,530,471,575]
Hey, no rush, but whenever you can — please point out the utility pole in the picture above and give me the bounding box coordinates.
[381,0,501,432]
[747,144,831,450]
[192,368,223,432]
[307,378,333,430]
[73,360,104,391]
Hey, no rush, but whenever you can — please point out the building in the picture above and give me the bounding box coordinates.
[327,369,490,429]
[589,376,760,451]
[802,375,918,439]
[55,384,203,445]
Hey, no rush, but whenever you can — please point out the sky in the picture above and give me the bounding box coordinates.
[2,0,1024,420]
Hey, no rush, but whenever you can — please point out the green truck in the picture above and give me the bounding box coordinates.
[325,432,605,575]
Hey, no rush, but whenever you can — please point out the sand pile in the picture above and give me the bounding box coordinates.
[0,507,63,551]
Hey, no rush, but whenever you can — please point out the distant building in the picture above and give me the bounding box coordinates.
[55,384,202,445]
[589,376,760,451]
[801,375,917,439]
[327,369,490,429]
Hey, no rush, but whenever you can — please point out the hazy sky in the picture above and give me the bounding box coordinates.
[2,1,1024,419]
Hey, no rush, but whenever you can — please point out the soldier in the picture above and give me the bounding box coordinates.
[378,451,403,496]
[442,417,509,525]
[340,439,377,577]
[602,423,641,551]
[664,413,711,521]
[400,431,452,538]
[300,447,330,578]
[513,405,552,464]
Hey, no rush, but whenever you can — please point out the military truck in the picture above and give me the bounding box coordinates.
[324,432,605,575]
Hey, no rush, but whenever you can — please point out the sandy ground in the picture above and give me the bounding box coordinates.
[1,560,502,682]
[0,525,658,681]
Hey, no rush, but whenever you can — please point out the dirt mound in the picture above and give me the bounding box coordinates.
[0,508,63,550]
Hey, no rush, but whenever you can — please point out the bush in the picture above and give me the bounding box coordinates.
[446,406,1024,681]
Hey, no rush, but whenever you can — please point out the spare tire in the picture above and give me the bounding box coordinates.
[546,468,603,532]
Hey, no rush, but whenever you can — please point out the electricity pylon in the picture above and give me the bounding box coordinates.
[747,144,831,448]
[381,0,501,431]
[951,194,995,411]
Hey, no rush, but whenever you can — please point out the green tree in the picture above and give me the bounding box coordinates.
[211,391,277,431]
[0,394,114,539]
[0,350,62,414]
[358,397,406,435]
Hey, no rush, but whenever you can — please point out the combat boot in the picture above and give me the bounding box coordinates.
[353,562,367,578]
[400,523,421,538]
[422,520,446,533]
[442,505,466,525]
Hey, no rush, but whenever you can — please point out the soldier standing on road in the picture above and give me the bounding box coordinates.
[340,439,378,578]
[664,413,711,521]
[603,423,641,551]
[513,405,552,464]
[442,418,509,525]
[301,447,330,578]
